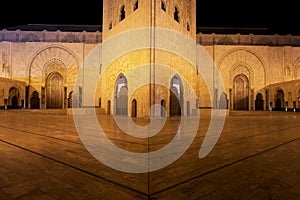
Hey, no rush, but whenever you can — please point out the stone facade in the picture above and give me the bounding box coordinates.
[1,0,300,116]
[0,29,101,109]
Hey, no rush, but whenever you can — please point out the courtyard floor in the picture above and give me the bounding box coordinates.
[0,109,299,199]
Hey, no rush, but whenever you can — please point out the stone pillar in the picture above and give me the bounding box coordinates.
[229,88,232,110]
[250,89,254,110]
[265,89,269,111]
[64,87,67,109]
[41,87,45,109]
[25,86,29,109]
[4,99,7,110]
[214,88,218,109]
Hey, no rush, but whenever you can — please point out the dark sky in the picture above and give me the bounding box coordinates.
[1,0,299,35]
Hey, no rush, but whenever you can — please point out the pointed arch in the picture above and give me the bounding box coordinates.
[233,74,249,110]
[174,6,180,22]
[120,5,126,21]
[229,61,254,86]
[218,48,267,86]
[133,0,139,11]
[170,74,183,116]
[114,74,128,115]
[30,91,40,109]
[161,0,166,11]
[131,99,137,117]
[8,87,20,109]
[27,44,80,80]
[46,72,63,109]
[255,93,264,110]
[275,89,285,111]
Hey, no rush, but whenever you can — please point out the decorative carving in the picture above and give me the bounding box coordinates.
[28,44,80,78]
[229,61,254,86]
[21,33,40,42]
[218,48,267,86]
[61,34,81,43]
[217,36,236,45]
[256,37,273,46]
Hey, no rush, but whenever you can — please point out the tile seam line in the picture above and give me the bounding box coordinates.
[150,136,300,197]
[0,138,149,198]
[0,125,148,147]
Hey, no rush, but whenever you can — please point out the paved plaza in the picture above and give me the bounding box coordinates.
[0,110,300,199]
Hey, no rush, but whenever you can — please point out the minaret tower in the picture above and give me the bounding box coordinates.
[103,0,196,40]
[100,0,197,117]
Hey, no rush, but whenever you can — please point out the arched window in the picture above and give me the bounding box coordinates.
[99,97,102,108]
[170,74,183,116]
[132,99,137,117]
[134,0,139,11]
[187,23,190,31]
[161,1,166,11]
[120,5,126,21]
[115,74,128,115]
[174,7,179,22]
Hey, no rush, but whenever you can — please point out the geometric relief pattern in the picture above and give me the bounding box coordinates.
[218,48,266,90]
[29,45,79,79]
[230,62,253,86]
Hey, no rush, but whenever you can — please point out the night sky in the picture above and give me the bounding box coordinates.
[1,0,299,35]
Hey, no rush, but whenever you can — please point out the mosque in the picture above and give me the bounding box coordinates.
[1,0,300,117]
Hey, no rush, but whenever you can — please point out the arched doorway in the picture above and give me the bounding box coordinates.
[46,72,63,109]
[115,74,128,115]
[161,99,166,117]
[255,93,264,110]
[30,91,40,109]
[132,99,137,117]
[233,74,249,110]
[99,97,102,108]
[170,75,183,116]
[68,91,73,108]
[8,87,20,109]
[107,100,111,115]
[275,90,284,111]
